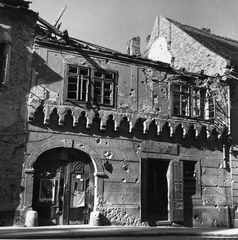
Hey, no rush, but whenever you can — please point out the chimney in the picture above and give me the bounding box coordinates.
[127,36,140,56]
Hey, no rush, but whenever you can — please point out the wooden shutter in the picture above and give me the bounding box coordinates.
[169,160,184,222]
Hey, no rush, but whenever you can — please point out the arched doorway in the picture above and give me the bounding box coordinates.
[32,147,95,225]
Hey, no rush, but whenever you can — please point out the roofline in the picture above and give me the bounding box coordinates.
[165,16,238,46]
[34,39,174,73]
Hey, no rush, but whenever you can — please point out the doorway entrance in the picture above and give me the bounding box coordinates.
[141,158,184,224]
[32,147,95,225]
[147,160,169,221]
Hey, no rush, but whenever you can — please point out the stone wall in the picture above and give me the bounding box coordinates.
[0,7,37,225]
[145,15,227,76]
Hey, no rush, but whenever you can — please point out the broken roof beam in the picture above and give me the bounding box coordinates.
[37,16,64,37]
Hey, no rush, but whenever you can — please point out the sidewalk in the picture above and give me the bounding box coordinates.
[0,225,238,239]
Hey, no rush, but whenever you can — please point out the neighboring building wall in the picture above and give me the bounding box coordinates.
[145,15,227,76]
[22,43,230,227]
[0,7,37,225]
[145,15,238,227]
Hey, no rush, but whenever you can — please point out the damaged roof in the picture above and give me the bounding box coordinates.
[166,17,238,67]
[35,16,174,72]
[0,0,31,9]
[34,16,215,79]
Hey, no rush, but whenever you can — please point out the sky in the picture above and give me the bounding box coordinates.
[29,0,238,54]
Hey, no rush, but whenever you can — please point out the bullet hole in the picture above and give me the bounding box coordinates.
[214,204,218,208]
[122,163,128,172]
[141,81,144,84]
[79,144,84,148]
[96,139,101,144]
[105,142,108,146]
[122,178,126,183]
[200,221,203,225]
[135,178,139,183]
[203,187,206,191]
[156,107,160,111]
[104,151,113,159]
[194,215,198,220]
[216,185,219,188]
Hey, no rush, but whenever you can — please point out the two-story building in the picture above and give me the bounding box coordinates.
[20,17,230,227]
[144,15,238,227]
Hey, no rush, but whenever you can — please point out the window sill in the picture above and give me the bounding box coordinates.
[63,100,117,111]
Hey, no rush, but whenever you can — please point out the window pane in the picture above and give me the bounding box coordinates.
[181,94,189,116]
[182,86,189,93]
[94,70,103,78]
[173,84,180,91]
[193,97,200,116]
[68,66,77,74]
[80,68,89,76]
[79,78,88,101]
[67,91,77,99]
[174,93,180,101]
[68,83,77,91]
[68,76,77,83]
[173,101,181,115]
[105,72,113,80]
[93,81,102,103]
[183,161,197,195]
[193,89,201,117]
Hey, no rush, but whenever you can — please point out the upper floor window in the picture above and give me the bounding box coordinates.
[171,83,215,120]
[66,65,116,107]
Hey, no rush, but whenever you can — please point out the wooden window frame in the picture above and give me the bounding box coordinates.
[180,158,201,199]
[171,83,215,120]
[65,64,116,107]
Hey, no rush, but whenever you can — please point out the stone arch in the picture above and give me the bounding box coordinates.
[25,138,104,174]
[22,138,106,221]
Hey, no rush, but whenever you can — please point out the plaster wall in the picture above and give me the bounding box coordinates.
[0,7,37,225]
[24,45,230,227]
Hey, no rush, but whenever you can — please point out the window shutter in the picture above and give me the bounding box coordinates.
[169,160,184,222]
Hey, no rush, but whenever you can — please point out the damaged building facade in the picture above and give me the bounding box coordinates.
[0,1,234,228]
[21,17,231,227]
[144,15,238,227]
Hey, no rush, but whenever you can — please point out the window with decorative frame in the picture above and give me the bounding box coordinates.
[171,83,215,120]
[66,65,116,107]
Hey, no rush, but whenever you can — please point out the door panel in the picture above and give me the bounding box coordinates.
[169,160,184,222]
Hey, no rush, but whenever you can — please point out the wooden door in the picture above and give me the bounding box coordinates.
[169,160,184,222]
[63,160,94,225]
